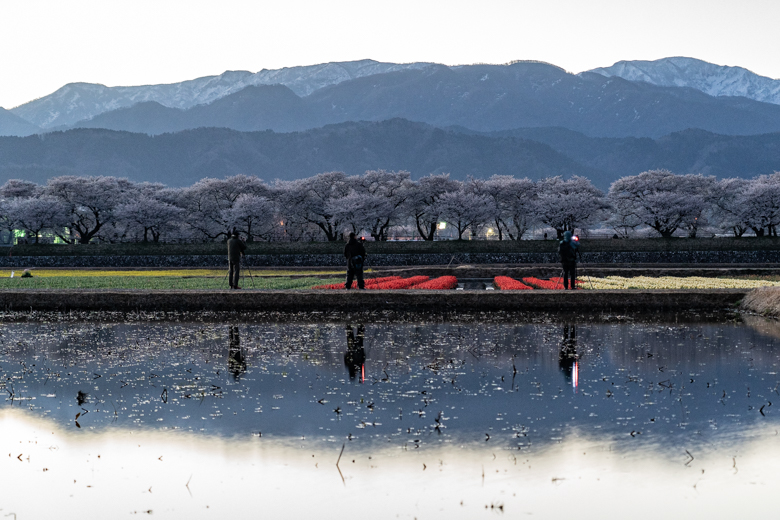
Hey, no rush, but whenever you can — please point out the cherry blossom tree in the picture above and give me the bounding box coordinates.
[177,175,269,241]
[222,194,278,241]
[44,175,136,243]
[7,196,70,244]
[605,195,644,238]
[438,189,494,240]
[607,170,709,238]
[407,174,461,241]
[0,179,41,199]
[0,180,43,243]
[712,178,750,237]
[0,200,14,244]
[276,172,351,241]
[737,173,780,236]
[326,170,413,240]
[114,198,185,242]
[678,174,717,238]
[536,176,605,238]
[355,170,413,241]
[478,175,538,240]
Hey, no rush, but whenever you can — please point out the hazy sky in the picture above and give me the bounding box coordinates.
[2,0,778,109]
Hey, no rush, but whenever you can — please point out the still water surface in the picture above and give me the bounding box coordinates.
[2,316,780,518]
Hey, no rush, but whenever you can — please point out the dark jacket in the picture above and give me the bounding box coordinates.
[558,238,578,263]
[227,237,247,262]
[344,238,366,267]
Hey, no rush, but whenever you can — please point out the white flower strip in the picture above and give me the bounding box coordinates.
[583,276,780,290]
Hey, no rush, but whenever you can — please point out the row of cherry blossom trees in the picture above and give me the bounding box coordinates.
[0,169,778,244]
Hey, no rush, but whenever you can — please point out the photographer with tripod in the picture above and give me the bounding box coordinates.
[227,228,247,290]
[344,232,366,290]
[558,230,582,290]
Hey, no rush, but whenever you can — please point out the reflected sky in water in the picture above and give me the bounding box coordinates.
[2,317,780,518]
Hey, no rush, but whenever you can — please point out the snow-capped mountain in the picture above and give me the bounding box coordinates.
[10,59,432,129]
[589,57,780,105]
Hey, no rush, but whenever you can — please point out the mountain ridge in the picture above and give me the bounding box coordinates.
[589,57,780,105]
[4,57,780,140]
[1,120,779,190]
[58,62,780,139]
[9,60,433,129]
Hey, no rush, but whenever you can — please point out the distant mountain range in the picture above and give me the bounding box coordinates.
[1,119,779,190]
[10,60,431,129]
[10,62,780,140]
[1,57,779,187]
[2,57,780,140]
[591,57,780,105]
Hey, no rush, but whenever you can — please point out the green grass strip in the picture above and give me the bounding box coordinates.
[0,276,343,290]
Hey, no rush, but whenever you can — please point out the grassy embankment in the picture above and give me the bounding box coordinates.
[741,287,780,317]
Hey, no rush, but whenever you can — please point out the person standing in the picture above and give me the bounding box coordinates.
[558,230,580,290]
[227,229,247,289]
[344,232,366,290]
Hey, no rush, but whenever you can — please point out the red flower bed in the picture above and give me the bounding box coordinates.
[410,276,458,290]
[522,277,564,290]
[368,276,430,290]
[312,276,401,290]
[493,276,533,290]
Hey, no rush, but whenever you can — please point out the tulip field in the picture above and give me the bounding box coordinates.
[1,269,778,291]
[313,275,458,290]
[494,276,533,290]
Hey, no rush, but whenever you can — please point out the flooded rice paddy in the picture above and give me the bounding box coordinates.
[2,314,780,519]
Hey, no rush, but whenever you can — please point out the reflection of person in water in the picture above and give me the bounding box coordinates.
[228,325,246,380]
[559,323,579,390]
[344,324,366,382]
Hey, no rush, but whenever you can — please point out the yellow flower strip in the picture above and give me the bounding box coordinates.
[583,276,780,290]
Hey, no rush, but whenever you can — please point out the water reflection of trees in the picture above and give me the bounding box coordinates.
[2,321,780,382]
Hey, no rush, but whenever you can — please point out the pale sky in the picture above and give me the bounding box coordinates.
[1,0,778,109]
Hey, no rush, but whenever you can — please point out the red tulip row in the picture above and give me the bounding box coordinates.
[493,276,533,290]
[522,277,564,290]
[370,276,430,289]
[410,276,458,290]
[312,276,401,290]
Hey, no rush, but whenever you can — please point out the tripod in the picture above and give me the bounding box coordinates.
[579,261,595,290]
[222,260,256,289]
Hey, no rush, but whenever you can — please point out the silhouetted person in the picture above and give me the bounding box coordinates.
[344,324,366,381]
[559,323,578,389]
[228,325,246,380]
[558,231,580,290]
[227,229,247,289]
[344,232,366,290]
